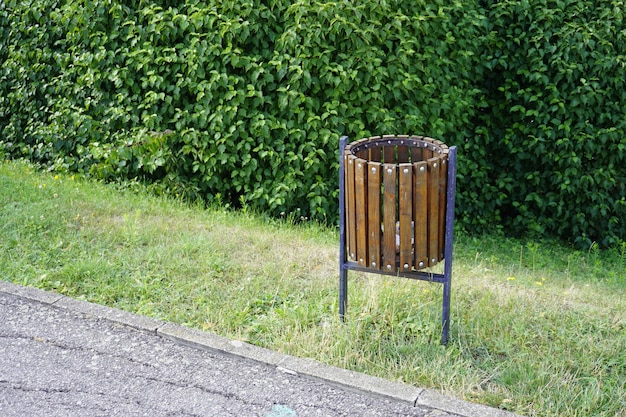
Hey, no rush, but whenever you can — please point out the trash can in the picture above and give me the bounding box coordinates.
[338,135,457,344]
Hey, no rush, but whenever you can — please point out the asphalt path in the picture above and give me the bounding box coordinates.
[0,282,519,417]
[0,290,438,416]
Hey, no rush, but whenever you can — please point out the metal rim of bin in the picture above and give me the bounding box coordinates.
[338,135,458,345]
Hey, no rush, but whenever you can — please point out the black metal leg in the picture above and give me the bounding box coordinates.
[339,267,348,320]
[338,136,349,320]
[441,146,457,345]
[441,279,451,345]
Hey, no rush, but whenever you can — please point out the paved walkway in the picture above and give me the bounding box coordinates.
[0,281,520,417]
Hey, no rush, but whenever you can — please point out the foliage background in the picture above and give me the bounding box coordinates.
[1,0,625,247]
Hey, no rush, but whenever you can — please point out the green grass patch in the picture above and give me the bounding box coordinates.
[1,159,624,417]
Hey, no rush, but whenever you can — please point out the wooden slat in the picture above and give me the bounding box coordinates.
[438,155,448,261]
[367,162,381,269]
[398,163,413,271]
[427,157,440,267]
[383,145,395,164]
[397,146,409,163]
[423,138,433,160]
[354,159,368,267]
[410,146,422,164]
[346,154,357,261]
[383,164,397,272]
[397,135,410,163]
[413,161,428,270]
[431,138,447,152]
[369,147,381,163]
[367,135,382,154]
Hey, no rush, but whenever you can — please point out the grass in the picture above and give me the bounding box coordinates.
[1,159,624,417]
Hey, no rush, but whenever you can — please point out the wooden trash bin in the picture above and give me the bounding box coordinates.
[338,135,458,344]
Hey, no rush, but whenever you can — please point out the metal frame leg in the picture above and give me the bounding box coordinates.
[339,136,349,320]
[441,146,457,345]
[441,280,451,345]
[339,268,348,320]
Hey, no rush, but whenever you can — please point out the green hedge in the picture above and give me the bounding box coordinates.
[1,0,625,247]
[476,0,626,247]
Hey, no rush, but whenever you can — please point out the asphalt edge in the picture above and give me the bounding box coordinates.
[0,281,521,417]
